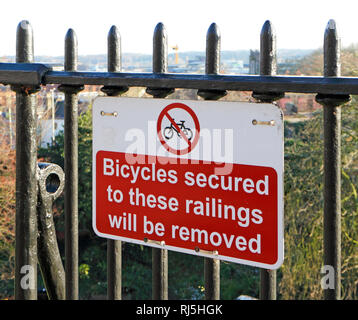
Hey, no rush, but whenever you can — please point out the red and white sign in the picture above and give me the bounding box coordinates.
[92,97,284,269]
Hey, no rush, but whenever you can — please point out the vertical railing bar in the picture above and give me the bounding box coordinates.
[197,22,227,300]
[64,28,79,300]
[146,22,174,300]
[150,22,169,300]
[13,20,39,300]
[322,20,341,300]
[253,20,283,300]
[102,25,128,300]
[152,248,168,300]
[315,20,350,300]
[259,20,277,301]
[59,28,83,300]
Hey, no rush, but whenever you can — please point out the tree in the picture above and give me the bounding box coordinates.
[296,46,358,76]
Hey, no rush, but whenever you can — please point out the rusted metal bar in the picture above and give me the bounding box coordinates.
[58,29,83,300]
[12,20,39,300]
[197,23,226,300]
[37,163,65,300]
[253,20,282,300]
[146,22,172,300]
[316,20,350,300]
[102,25,127,300]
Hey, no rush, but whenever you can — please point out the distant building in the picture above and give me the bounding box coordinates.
[249,50,260,75]
[284,102,298,115]
[186,56,205,73]
[47,63,64,71]
[278,95,322,115]
[222,59,249,74]
[39,100,65,147]
[39,92,95,147]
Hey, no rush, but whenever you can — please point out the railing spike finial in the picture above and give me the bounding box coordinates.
[262,20,274,33]
[197,22,227,100]
[205,22,221,75]
[146,22,174,98]
[324,19,340,78]
[108,25,121,72]
[252,20,283,103]
[16,20,34,63]
[64,28,78,72]
[101,25,128,96]
[316,19,350,105]
[260,20,276,76]
[153,22,168,74]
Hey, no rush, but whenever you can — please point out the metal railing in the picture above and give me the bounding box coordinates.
[3,18,355,300]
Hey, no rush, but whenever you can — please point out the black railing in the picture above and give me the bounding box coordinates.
[3,18,355,300]
[4,64,358,94]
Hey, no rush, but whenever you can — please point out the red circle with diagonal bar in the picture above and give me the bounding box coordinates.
[157,102,200,155]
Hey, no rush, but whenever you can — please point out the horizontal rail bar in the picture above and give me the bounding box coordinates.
[0,63,49,86]
[2,62,358,95]
[42,72,358,95]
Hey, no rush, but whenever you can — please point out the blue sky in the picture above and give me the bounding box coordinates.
[1,0,357,56]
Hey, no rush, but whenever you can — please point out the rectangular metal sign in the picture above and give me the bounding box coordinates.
[92,97,284,269]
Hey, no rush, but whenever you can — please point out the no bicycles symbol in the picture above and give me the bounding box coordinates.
[157,102,200,155]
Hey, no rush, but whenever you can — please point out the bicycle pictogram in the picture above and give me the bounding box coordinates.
[157,102,200,155]
[163,118,193,141]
